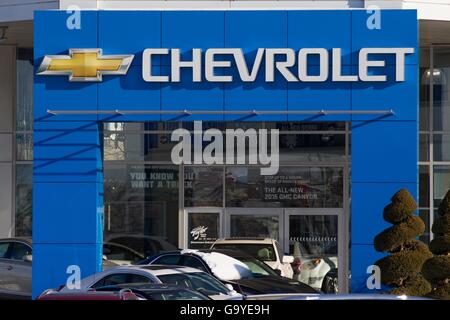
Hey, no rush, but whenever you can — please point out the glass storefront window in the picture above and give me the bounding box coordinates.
[433,134,450,161]
[420,48,430,132]
[103,124,347,165]
[104,164,179,256]
[16,49,33,132]
[419,134,429,162]
[288,214,338,290]
[15,164,32,236]
[433,165,450,208]
[104,132,179,162]
[433,47,450,132]
[229,214,279,241]
[16,133,33,161]
[184,167,223,207]
[187,212,220,249]
[16,49,34,162]
[265,122,346,132]
[419,165,429,208]
[279,134,346,163]
[103,121,349,261]
[288,215,338,257]
[225,166,343,208]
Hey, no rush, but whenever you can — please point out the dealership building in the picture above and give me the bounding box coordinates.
[0,0,450,297]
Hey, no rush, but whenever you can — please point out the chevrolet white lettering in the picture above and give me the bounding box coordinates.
[142,47,414,83]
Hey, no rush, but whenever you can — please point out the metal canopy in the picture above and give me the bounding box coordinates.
[46,109,395,115]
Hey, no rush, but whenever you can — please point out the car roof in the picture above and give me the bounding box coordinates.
[0,237,32,245]
[107,264,203,276]
[198,249,254,259]
[97,283,192,292]
[150,249,254,261]
[213,238,274,244]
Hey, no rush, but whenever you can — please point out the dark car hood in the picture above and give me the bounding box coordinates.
[226,276,318,295]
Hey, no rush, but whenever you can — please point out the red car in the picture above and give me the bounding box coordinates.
[37,289,141,300]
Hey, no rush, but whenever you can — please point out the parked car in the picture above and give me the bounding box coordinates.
[103,242,144,265]
[141,249,317,295]
[59,265,237,299]
[104,234,178,258]
[0,237,32,299]
[37,288,141,300]
[321,268,339,293]
[95,283,211,300]
[244,294,431,300]
[0,237,123,299]
[291,241,339,292]
[211,238,294,278]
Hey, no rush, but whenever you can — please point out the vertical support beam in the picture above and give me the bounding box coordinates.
[33,10,102,298]
[350,121,418,292]
[32,121,103,298]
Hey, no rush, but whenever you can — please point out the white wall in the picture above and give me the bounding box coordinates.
[58,0,450,22]
[0,0,58,23]
[0,46,15,238]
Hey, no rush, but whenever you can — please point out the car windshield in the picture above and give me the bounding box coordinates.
[212,244,277,262]
[103,244,143,264]
[237,257,280,278]
[157,272,230,296]
[145,290,209,301]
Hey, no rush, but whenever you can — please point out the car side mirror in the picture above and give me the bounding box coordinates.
[282,255,294,264]
[24,254,32,263]
[224,284,240,296]
[225,284,234,292]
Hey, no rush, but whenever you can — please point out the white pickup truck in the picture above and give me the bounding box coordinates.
[210,238,294,279]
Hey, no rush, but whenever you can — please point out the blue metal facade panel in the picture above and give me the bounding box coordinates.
[33,9,418,297]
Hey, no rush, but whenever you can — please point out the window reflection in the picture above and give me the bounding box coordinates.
[289,215,338,291]
[230,215,279,241]
[433,134,450,161]
[104,164,179,256]
[15,164,32,236]
[433,165,450,208]
[433,48,450,131]
[184,167,223,207]
[279,134,345,163]
[419,165,429,208]
[187,212,220,249]
[226,167,343,208]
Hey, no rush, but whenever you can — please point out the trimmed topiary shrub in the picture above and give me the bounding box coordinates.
[374,189,432,296]
[422,189,450,300]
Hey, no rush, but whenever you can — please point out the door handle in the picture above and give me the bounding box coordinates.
[6,265,13,271]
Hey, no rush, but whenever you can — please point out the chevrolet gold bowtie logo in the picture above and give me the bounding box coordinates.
[37,49,134,82]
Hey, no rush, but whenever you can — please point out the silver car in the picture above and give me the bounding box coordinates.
[0,237,32,299]
[0,237,121,300]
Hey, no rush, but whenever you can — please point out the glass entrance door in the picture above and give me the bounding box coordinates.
[184,208,223,249]
[284,208,344,293]
[222,208,345,293]
[224,208,283,242]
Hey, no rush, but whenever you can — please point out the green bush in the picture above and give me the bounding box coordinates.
[374,189,431,296]
[432,214,450,234]
[375,241,432,286]
[422,255,450,283]
[388,275,431,297]
[438,190,450,216]
[383,189,417,224]
[428,282,450,300]
[374,216,425,252]
[429,234,450,255]
[422,189,450,300]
